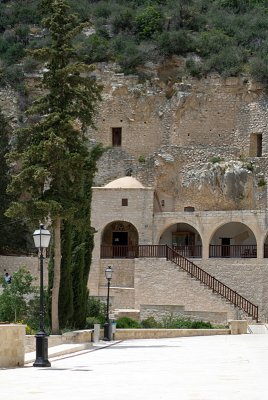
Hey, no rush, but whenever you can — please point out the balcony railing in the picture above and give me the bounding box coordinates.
[172,245,202,258]
[101,245,257,259]
[209,245,257,258]
[100,245,167,259]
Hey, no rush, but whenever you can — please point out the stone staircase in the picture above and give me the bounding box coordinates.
[107,246,259,324]
[112,258,241,324]
[166,246,258,321]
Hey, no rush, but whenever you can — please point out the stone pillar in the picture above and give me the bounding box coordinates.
[0,324,26,367]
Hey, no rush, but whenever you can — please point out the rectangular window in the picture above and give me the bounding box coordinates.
[112,127,122,147]
[249,133,262,157]
[122,198,128,206]
[257,134,263,157]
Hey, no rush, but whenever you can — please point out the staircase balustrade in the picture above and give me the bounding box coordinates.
[166,246,258,321]
[100,244,259,321]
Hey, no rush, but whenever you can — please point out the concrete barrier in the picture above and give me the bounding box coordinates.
[25,329,93,353]
[114,328,230,340]
[0,324,25,367]
[229,320,248,335]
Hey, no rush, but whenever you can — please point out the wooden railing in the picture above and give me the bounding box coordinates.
[101,245,201,258]
[166,246,258,321]
[100,244,258,320]
[209,245,257,258]
[172,245,202,258]
[101,245,167,259]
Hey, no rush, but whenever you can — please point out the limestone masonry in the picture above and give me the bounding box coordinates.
[3,62,268,323]
[88,64,268,323]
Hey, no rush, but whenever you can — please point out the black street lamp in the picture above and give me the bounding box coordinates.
[32,224,51,367]
[103,266,113,341]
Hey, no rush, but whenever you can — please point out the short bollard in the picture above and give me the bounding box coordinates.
[93,324,100,343]
[112,321,117,340]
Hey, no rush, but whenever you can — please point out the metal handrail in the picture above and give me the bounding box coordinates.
[166,246,258,321]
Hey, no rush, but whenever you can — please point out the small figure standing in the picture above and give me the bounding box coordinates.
[4,272,12,284]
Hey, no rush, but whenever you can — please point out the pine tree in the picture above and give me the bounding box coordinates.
[0,109,28,254]
[6,0,102,333]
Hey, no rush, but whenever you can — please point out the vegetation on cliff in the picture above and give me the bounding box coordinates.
[1,0,268,84]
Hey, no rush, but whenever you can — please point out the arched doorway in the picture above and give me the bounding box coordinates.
[209,222,257,258]
[101,220,139,258]
[159,223,202,258]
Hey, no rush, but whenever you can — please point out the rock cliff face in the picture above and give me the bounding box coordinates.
[1,61,268,211]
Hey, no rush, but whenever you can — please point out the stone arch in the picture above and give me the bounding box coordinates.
[209,222,257,258]
[101,220,139,246]
[159,222,202,258]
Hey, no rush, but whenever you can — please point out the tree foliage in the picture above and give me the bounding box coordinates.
[0,109,28,254]
[1,0,268,82]
[6,0,102,333]
[0,267,36,323]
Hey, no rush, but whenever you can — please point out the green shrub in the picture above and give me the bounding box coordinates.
[75,34,110,64]
[85,316,105,328]
[210,156,222,164]
[114,39,143,74]
[138,155,146,163]
[135,5,163,40]
[112,8,135,34]
[258,178,266,187]
[157,30,193,57]
[161,315,213,329]
[1,65,25,93]
[115,317,141,328]
[250,54,268,85]
[0,267,37,324]
[197,29,235,58]
[204,46,244,77]
[245,162,254,172]
[141,316,162,328]
[93,2,113,19]
[190,320,213,329]
[23,57,40,73]
[0,42,25,65]
[87,297,106,319]
[185,59,203,79]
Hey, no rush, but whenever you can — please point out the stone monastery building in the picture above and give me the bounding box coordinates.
[87,64,268,324]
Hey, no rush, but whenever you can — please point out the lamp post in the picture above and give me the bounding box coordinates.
[103,266,113,341]
[32,224,51,367]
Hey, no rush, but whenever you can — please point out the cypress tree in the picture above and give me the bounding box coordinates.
[70,144,103,328]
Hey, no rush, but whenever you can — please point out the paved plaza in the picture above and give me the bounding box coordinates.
[1,334,268,400]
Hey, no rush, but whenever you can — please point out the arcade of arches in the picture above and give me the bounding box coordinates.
[100,220,268,259]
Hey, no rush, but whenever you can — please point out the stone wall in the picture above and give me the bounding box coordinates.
[195,258,268,321]
[114,328,230,340]
[90,67,268,214]
[0,255,49,286]
[140,305,229,325]
[134,258,237,321]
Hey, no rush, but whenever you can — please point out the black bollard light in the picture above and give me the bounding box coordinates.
[32,224,51,367]
[103,266,113,341]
